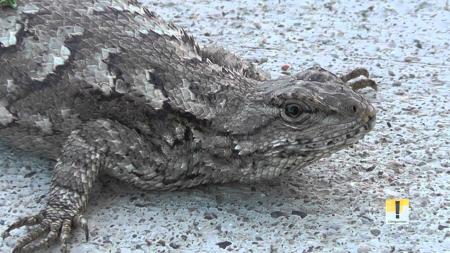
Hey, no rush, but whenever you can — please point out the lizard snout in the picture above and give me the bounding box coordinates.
[344,96,376,131]
[363,104,376,131]
[352,101,376,131]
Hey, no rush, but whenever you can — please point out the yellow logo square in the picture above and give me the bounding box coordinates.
[386,199,409,224]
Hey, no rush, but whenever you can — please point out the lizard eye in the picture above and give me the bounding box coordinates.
[284,103,302,118]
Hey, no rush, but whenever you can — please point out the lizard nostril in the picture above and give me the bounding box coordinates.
[352,105,358,113]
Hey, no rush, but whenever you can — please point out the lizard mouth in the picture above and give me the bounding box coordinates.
[268,119,373,156]
[297,125,369,152]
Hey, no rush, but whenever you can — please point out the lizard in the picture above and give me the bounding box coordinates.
[0,0,376,252]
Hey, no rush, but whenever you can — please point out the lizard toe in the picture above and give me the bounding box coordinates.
[11,223,49,253]
[348,78,378,91]
[60,219,72,253]
[19,222,60,253]
[341,67,370,82]
[3,213,44,239]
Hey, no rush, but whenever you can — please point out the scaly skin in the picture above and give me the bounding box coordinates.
[0,0,376,252]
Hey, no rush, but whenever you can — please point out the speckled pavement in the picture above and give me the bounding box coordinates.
[1,0,449,252]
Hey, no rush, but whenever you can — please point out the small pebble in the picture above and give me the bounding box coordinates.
[204,212,217,220]
[217,241,232,249]
[169,242,180,249]
[271,211,289,218]
[357,243,371,253]
[281,64,290,71]
[365,165,376,172]
[259,57,268,64]
[370,229,381,236]
[404,56,420,62]
[414,39,423,49]
[438,225,448,230]
[291,210,307,218]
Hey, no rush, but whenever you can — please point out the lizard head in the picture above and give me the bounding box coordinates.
[227,69,376,174]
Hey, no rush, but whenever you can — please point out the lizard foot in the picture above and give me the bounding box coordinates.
[348,78,378,91]
[340,68,377,91]
[340,67,369,82]
[3,206,89,253]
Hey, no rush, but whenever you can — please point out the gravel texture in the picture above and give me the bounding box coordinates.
[1,0,449,252]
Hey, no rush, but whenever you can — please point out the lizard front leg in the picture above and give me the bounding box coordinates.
[296,66,377,91]
[2,119,150,253]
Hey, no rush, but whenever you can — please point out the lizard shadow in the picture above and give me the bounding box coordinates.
[91,158,360,220]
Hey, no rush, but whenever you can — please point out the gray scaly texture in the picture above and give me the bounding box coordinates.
[0,0,376,252]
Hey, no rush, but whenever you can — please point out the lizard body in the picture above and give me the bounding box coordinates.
[0,0,376,252]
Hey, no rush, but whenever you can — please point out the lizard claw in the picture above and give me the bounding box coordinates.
[74,215,89,241]
[2,231,11,239]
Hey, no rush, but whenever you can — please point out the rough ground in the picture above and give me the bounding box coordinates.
[1,0,449,252]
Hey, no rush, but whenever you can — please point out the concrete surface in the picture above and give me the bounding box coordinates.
[1,0,449,252]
